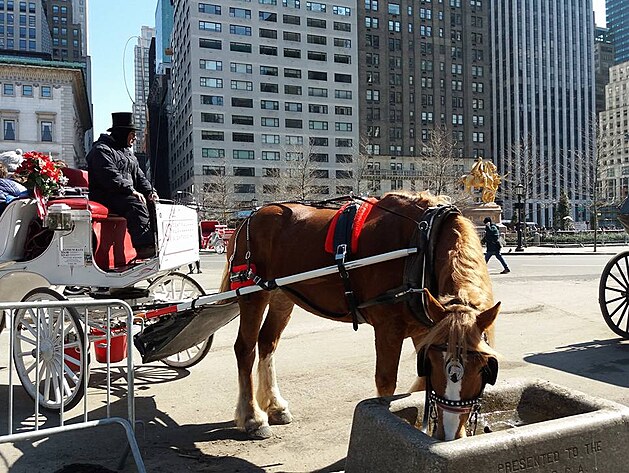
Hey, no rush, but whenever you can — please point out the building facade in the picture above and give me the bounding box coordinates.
[0,0,52,56]
[357,0,491,195]
[0,57,92,168]
[595,27,615,115]
[491,0,596,227]
[155,0,174,75]
[133,25,155,154]
[44,0,86,62]
[170,0,359,207]
[607,0,629,64]
[598,61,629,211]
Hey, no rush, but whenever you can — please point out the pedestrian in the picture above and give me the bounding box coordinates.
[86,112,159,260]
[188,223,202,274]
[481,217,510,274]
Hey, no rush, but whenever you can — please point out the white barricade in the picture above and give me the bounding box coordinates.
[0,298,145,472]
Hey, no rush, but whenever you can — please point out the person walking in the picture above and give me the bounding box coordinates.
[482,217,510,274]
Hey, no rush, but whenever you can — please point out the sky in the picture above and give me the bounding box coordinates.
[87,1,607,139]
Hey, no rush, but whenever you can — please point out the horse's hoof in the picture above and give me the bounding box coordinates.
[269,410,293,425]
[247,425,273,440]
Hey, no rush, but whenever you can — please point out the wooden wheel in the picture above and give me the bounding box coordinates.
[599,251,629,339]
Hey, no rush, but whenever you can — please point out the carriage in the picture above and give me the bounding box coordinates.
[0,167,224,411]
[598,215,629,339]
[200,220,234,254]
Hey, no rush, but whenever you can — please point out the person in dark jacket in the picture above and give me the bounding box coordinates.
[481,217,510,274]
[86,112,158,259]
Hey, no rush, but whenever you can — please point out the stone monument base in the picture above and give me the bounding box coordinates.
[462,202,502,227]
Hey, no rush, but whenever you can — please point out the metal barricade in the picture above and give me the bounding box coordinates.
[0,298,146,472]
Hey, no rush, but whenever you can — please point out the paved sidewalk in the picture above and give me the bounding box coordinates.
[502,244,629,256]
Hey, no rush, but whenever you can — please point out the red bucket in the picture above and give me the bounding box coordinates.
[91,328,128,363]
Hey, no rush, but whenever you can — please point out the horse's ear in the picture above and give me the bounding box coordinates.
[477,302,501,331]
[423,289,447,323]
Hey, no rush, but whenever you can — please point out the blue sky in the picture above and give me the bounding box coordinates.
[88,1,156,137]
[87,1,607,138]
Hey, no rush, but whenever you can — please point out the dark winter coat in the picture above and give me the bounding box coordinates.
[483,223,502,252]
[86,134,153,205]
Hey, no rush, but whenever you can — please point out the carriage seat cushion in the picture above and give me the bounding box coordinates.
[47,198,110,220]
[61,167,89,188]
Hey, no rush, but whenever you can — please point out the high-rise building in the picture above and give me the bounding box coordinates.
[595,27,615,115]
[0,0,52,57]
[607,0,629,63]
[491,1,596,227]
[44,0,86,62]
[170,0,358,206]
[598,61,629,214]
[133,26,155,154]
[357,0,491,194]
[155,0,174,75]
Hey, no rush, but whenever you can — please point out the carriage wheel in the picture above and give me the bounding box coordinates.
[146,272,214,368]
[599,251,629,339]
[12,287,88,411]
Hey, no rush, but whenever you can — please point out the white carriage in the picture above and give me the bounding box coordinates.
[0,168,217,410]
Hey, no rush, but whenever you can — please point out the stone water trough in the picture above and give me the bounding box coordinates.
[345,379,629,472]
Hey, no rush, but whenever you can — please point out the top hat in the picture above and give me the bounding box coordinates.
[483,217,492,224]
[107,112,138,132]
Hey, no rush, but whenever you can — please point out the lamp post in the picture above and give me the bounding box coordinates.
[251,198,259,209]
[515,184,524,252]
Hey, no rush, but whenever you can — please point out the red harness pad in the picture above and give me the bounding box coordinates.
[230,263,257,290]
[325,198,377,254]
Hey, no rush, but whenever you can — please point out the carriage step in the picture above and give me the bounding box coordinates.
[90,287,150,300]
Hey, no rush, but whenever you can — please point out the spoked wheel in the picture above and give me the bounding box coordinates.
[146,272,213,368]
[599,251,629,339]
[12,287,88,411]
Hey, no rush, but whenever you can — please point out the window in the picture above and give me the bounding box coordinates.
[40,120,52,141]
[259,28,277,39]
[22,84,32,96]
[333,5,351,15]
[307,51,327,61]
[335,90,352,99]
[308,87,328,97]
[334,21,351,31]
[201,112,224,123]
[309,120,328,130]
[286,135,304,145]
[310,154,329,162]
[199,21,221,31]
[334,37,351,48]
[230,42,252,53]
[199,3,221,14]
[334,54,351,64]
[232,80,253,91]
[234,167,255,177]
[233,150,255,159]
[40,85,52,98]
[233,133,255,142]
[309,104,328,114]
[202,148,225,158]
[335,138,353,147]
[232,97,253,107]
[307,34,326,45]
[261,100,279,110]
[235,184,256,193]
[307,18,326,28]
[200,77,223,88]
[232,115,254,125]
[230,24,252,35]
[334,73,351,83]
[284,48,301,58]
[199,38,222,49]
[283,14,301,24]
[283,31,301,41]
[201,95,224,105]
[3,83,14,96]
[202,130,224,140]
[284,68,302,78]
[285,84,302,95]
[259,45,278,55]
[200,59,223,70]
[203,166,225,177]
[261,117,279,127]
[230,62,252,74]
[335,106,352,116]
[260,65,278,76]
[335,122,352,131]
[307,1,326,11]
[260,83,279,93]
[285,119,303,128]
[261,134,280,144]
[262,151,281,160]
[311,137,328,146]
[229,7,251,18]
[285,102,302,112]
[308,70,327,81]
[259,11,277,21]
[3,119,16,140]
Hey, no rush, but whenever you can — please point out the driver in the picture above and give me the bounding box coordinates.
[86,112,159,259]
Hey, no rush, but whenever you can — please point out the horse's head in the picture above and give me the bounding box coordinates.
[417,289,500,440]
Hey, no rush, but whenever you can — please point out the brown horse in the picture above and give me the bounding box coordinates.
[221,191,500,440]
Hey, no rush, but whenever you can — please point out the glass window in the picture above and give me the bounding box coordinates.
[3,119,15,140]
[22,84,32,96]
[3,83,14,95]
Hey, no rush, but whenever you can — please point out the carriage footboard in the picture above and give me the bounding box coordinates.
[133,302,240,363]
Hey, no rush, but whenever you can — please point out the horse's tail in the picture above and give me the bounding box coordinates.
[219,262,232,294]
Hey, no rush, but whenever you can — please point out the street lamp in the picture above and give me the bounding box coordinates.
[251,198,259,209]
[515,184,524,252]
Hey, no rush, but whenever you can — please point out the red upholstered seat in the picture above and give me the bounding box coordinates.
[48,198,109,220]
[61,167,89,188]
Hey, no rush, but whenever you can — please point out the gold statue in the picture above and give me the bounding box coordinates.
[461,158,501,203]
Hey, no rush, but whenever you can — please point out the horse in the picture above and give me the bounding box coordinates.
[220,191,500,441]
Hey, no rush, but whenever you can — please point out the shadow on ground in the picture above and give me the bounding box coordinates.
[524,338,629,388]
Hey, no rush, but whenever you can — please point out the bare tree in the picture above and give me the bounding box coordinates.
[196,160,239,222]
[266,138,323,201]
[350,135,378,197]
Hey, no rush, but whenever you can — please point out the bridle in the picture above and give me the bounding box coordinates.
[417,343,498,437]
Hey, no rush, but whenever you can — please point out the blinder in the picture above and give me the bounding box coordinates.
[416,346,499,387]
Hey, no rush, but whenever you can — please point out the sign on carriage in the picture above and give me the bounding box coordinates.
[59,247,85,266]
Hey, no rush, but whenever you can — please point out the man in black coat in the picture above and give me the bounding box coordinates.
[87,112,158,259]
[482,217,510,274]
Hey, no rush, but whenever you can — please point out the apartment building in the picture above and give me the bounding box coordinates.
[0,0,51,55]
[491,0,596,227]
[134,25,155,154]
[608,0,629,64]
[170,0,359,206]
[357,0,491,194]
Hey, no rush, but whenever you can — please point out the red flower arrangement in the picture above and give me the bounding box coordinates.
[14,151,67,197]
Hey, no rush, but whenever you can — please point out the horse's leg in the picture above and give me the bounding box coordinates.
[256,291,294,425]
[234,291,272,439]
[373,322,406,396]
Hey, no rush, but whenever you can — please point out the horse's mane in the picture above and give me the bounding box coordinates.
[382,191,496,359]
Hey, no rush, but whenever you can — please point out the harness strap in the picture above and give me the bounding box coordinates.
[336,243,363,331]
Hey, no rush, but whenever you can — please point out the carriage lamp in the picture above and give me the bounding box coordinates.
[515,184,524,252]
[45,203,73,231]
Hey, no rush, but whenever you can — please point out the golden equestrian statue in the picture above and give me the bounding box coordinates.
[461,158,501,203]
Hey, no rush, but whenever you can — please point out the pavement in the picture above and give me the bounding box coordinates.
[500,243,629,256]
